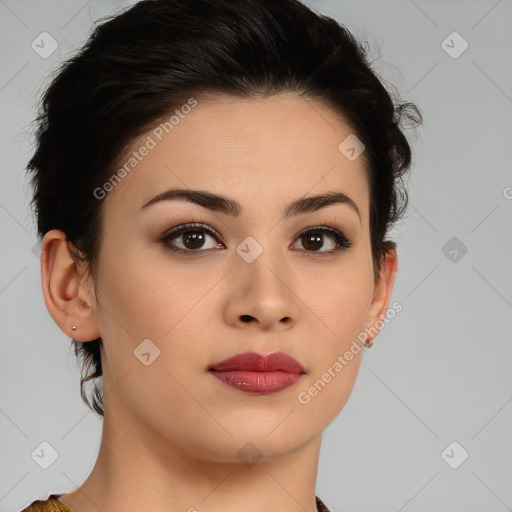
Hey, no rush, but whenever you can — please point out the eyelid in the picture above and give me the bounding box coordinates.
[162,222,222,241]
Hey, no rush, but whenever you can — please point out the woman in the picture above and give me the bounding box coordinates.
[22,0,421,510]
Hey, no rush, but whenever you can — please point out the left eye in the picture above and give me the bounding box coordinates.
[160,223,353,255]
[292,226,353,253]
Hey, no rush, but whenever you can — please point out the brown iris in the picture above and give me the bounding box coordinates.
[182,231,206,250]
[301,231,323,251]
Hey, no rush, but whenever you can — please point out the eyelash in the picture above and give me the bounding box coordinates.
[158,222,353,256]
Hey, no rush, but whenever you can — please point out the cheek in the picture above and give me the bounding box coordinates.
[93,245,208,418]
[296,256,372,410]
[295,283,369,426]
[94,236,188,337]
[93,240,217,377]
[305,255,374,343]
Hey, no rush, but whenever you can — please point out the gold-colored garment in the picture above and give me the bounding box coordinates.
[20,495,75,511]
[21,494,332,512]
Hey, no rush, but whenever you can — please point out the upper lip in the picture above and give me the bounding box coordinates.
[209,351,305,374]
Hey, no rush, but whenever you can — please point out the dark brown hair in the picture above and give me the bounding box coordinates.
[26,0,422,417]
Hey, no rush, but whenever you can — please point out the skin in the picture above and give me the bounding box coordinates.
[41,92,397,512]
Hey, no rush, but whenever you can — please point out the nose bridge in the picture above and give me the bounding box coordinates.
[237,238,288,295]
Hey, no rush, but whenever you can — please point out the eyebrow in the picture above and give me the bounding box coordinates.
[140,188,361,224]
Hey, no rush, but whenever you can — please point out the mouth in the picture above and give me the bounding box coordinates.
[208,351,305,395]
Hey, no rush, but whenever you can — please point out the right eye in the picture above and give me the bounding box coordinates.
[159,222,225,255]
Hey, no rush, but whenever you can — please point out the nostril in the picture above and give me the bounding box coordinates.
[240,315,253,322]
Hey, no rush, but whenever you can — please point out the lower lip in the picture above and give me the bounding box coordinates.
[209,370,303,395]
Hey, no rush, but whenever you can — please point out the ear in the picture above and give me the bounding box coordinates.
[365,247,398,343]
[40,229,101,342]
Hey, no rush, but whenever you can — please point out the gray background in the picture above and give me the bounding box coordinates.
[1,0,511,511]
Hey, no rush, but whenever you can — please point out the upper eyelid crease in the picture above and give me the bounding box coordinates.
[141,188,362,226]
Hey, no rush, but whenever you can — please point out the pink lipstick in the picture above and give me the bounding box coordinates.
[208,351,305,395]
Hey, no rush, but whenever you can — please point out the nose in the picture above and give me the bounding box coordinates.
[225,256,300,332]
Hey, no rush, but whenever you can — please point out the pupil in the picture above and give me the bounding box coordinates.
[304,233,322,251]
[184,232,205,249]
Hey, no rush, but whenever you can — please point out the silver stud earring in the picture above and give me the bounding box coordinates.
[72,325,77,330]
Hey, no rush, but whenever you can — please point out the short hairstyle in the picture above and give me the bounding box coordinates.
[26,0,422,417]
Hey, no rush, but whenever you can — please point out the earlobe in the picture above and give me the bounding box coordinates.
[40,229,100,342]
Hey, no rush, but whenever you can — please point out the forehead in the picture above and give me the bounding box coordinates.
[103,93,370,222]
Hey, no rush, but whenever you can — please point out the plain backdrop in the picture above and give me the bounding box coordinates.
[1,1,511,511]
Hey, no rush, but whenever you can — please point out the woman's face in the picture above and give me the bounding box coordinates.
[76,93,395,462]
